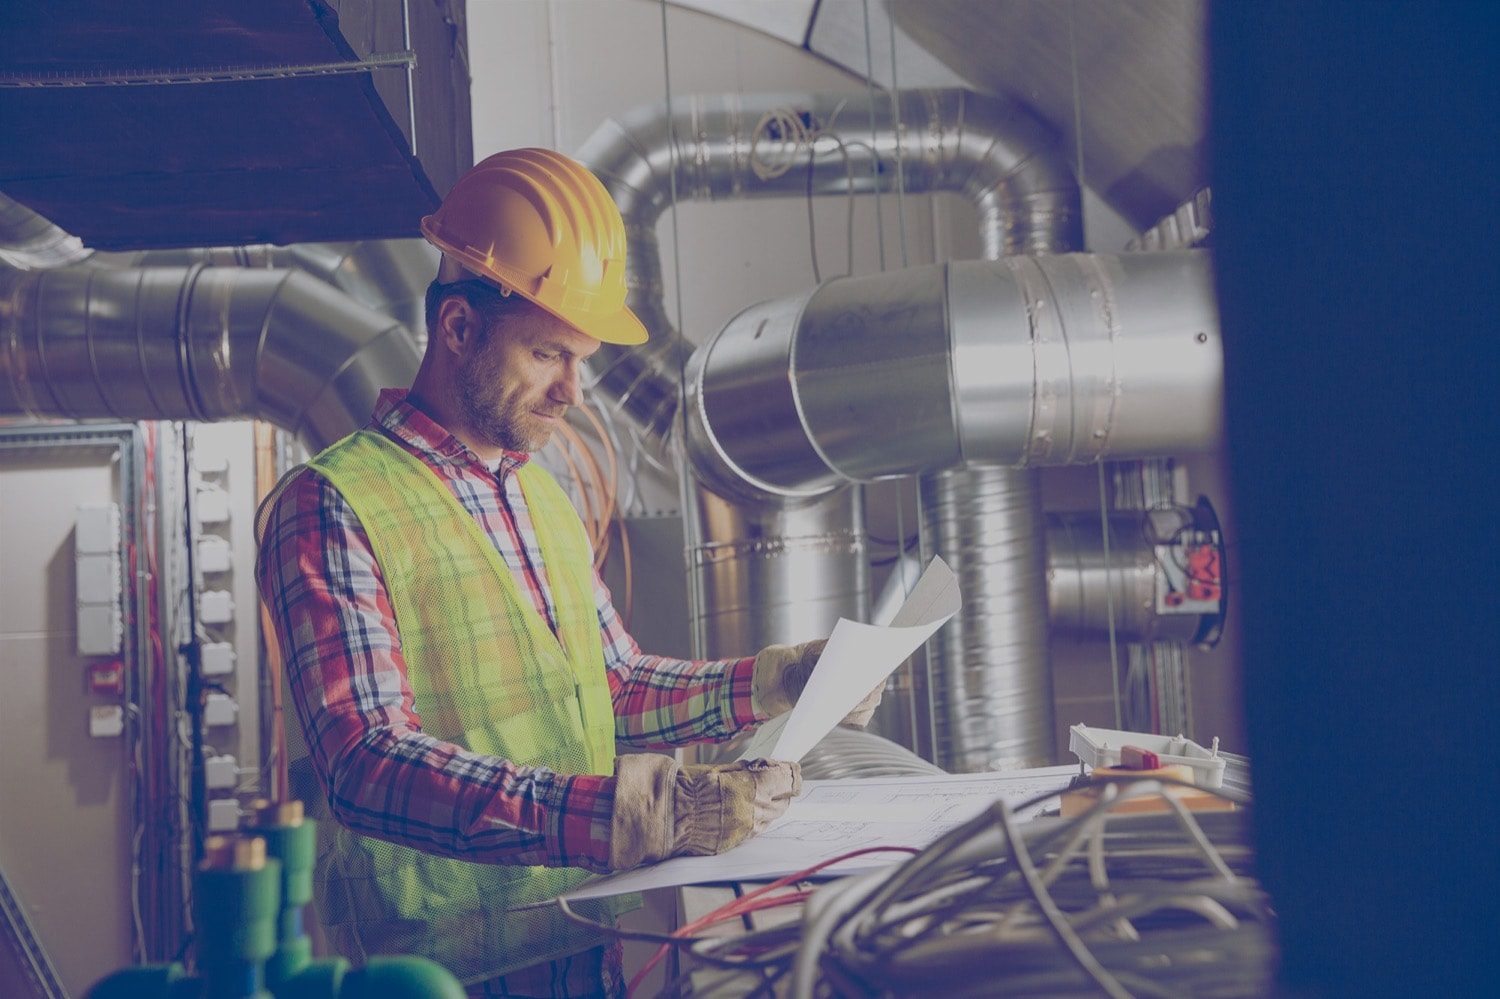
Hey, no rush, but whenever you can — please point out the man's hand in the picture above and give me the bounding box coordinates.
[609,755,802,870]
[751,639,884,726]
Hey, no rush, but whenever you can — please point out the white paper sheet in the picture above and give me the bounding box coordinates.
[737,555,962,764]
[562,767,1079,901]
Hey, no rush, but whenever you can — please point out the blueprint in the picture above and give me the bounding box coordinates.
[562,766,1079,901]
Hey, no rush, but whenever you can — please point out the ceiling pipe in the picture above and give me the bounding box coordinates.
[577,88,1094,771]
[0,261,419,455]
[0,191,426,453]
[92,240,437,343]
[582,88,1222,772]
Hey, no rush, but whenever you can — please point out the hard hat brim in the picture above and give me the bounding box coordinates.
[570,303,650,346]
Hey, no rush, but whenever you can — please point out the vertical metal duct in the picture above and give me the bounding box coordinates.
[0,262,419,454]
[686,486,868,658]
[578,87,1082,669]
[919,465,1051,770]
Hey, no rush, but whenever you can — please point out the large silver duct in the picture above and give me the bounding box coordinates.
[0,189,426,452]
[0,261,419,454]
[684,252,1219,486]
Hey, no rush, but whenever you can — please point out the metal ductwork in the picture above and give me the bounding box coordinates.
[580,88,1221,772]
[684,251,1220,491]
[0,258,420,454]
[680,249,1219,769]
[0,191,93,271]
[101,240,438,344]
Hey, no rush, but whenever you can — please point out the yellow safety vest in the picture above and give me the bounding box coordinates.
[294,430,625,984]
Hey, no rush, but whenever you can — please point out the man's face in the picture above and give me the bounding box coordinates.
[455,299,601,454]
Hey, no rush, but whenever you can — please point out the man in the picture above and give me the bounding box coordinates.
[255,148,878,997]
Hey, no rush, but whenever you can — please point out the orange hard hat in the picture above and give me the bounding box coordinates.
[420,148,647,345]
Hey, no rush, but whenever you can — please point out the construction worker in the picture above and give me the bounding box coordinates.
[255,147,879,997]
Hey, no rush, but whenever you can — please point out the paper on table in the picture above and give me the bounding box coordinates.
[738,555,961,764]
[561,767,1078,901]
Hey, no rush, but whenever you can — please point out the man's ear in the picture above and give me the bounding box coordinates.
[434,296,478,355]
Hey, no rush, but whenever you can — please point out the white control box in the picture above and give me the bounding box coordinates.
[200,642,236,677]
[205,754,238,790]
[197,535,233,574]
[203,693,237,727]
[199,590,234,624]
[207,798,240,832]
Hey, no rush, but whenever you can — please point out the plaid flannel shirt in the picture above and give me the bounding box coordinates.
[255,388,761,875]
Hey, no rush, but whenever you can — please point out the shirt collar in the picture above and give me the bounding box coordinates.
[373,388,532,476]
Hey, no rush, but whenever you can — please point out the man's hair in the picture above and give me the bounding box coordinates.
[424,278,535,341]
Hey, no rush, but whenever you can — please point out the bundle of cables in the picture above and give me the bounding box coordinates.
[798,778,1273,999]
[565,775,1273,998]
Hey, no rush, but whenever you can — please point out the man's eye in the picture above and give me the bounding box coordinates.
[535,351,556,362]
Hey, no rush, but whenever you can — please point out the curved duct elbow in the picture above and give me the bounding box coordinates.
[0,264,419,453]
[576,88,1081,437]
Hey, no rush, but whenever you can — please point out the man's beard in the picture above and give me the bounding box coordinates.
[457,360,553,453]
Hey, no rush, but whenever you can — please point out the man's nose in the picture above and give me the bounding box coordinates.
[555,361,584,407]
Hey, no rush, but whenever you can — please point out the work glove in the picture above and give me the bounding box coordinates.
[750,639,884,727]
[609,755,802,870]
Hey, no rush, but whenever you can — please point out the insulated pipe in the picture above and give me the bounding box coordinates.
[0,263,420,454]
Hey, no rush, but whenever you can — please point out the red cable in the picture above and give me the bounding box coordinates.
[625,845,920,997]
